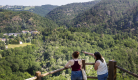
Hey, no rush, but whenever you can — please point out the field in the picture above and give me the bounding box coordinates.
[7,43,32,48]
[24,6,35,10]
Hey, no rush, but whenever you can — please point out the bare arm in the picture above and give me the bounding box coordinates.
[82,51,94,57]
[94,61,100,70]
[65,60,72,68]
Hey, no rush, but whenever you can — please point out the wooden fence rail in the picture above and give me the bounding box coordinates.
[41,68,67,77]
[116,65,138,78]
[25,68,68,80]
[25,60,138,80]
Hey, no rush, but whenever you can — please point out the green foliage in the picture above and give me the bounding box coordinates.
[0,33,3,38]
[0,41,5,50]
[0,45,41,79]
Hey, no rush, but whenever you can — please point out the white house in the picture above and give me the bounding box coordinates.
[22,30,29,34]
[5,45,8,49]
[1,38,6,42]
[19,41,23,44]
[4,33,21,36]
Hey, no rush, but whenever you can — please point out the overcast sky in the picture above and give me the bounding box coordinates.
[1,0,94,6]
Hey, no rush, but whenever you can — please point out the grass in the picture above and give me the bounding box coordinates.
[7,43,32,49]
[24,7,35,10]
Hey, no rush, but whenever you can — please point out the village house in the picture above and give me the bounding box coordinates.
[19,41,23,44]
[3,33,21,36]
[3,33,8,36]
[5,45,8,49]
[22,30,30,34]
[0,38,6,42]
[31,30,39,35]
[22,30,39,35]
[3,30,39,37]
[9,33,21,36]
[30,30,38,33]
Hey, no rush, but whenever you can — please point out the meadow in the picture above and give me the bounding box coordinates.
[7,43,32,48]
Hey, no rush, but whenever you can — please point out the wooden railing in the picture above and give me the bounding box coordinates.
[25,68,68,80]
[25,60,138,80]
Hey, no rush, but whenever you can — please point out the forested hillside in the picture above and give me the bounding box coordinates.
[115,5,138,34]
[46,0,100,25]
[72,0,138,34]
[0,5,58,17]
[0,9,58,33]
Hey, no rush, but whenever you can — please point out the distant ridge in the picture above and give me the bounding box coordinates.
[0,9,58,33]
[0,5,58,17]
[46,1,100,26]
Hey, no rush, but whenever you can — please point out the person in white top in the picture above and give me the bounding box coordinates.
[83,51,108,80]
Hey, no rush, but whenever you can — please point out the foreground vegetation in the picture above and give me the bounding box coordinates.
[40,27,138,80]
[0,27,137,80]
[0,45,41,80]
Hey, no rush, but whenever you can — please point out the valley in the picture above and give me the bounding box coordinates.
[0,0,138,80]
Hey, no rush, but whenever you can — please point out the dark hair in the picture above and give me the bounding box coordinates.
[94,52,104,63]
[72,51,79,58]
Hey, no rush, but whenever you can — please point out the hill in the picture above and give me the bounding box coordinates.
[0,5,58,17]
[72,0,138,34]
[46,0,100,26]
[115,5,138,34]
[0,9,58,33]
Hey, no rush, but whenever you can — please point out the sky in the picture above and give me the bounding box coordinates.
[1,0,94,6]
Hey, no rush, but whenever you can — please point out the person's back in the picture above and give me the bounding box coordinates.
[65,51,83,80]
[71,60,81,71]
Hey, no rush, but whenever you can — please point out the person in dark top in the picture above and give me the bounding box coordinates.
[65,51,83,80]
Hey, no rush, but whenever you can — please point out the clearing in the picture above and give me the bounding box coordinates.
[7,43,32,48]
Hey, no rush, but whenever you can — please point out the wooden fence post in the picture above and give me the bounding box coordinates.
[82,59,86,70]
[35,71,41,80]
[108,60,117,80]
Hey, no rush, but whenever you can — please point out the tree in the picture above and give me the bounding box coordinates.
[0,41,5,50]
[0,33,3,38]
[5,39,9,45]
